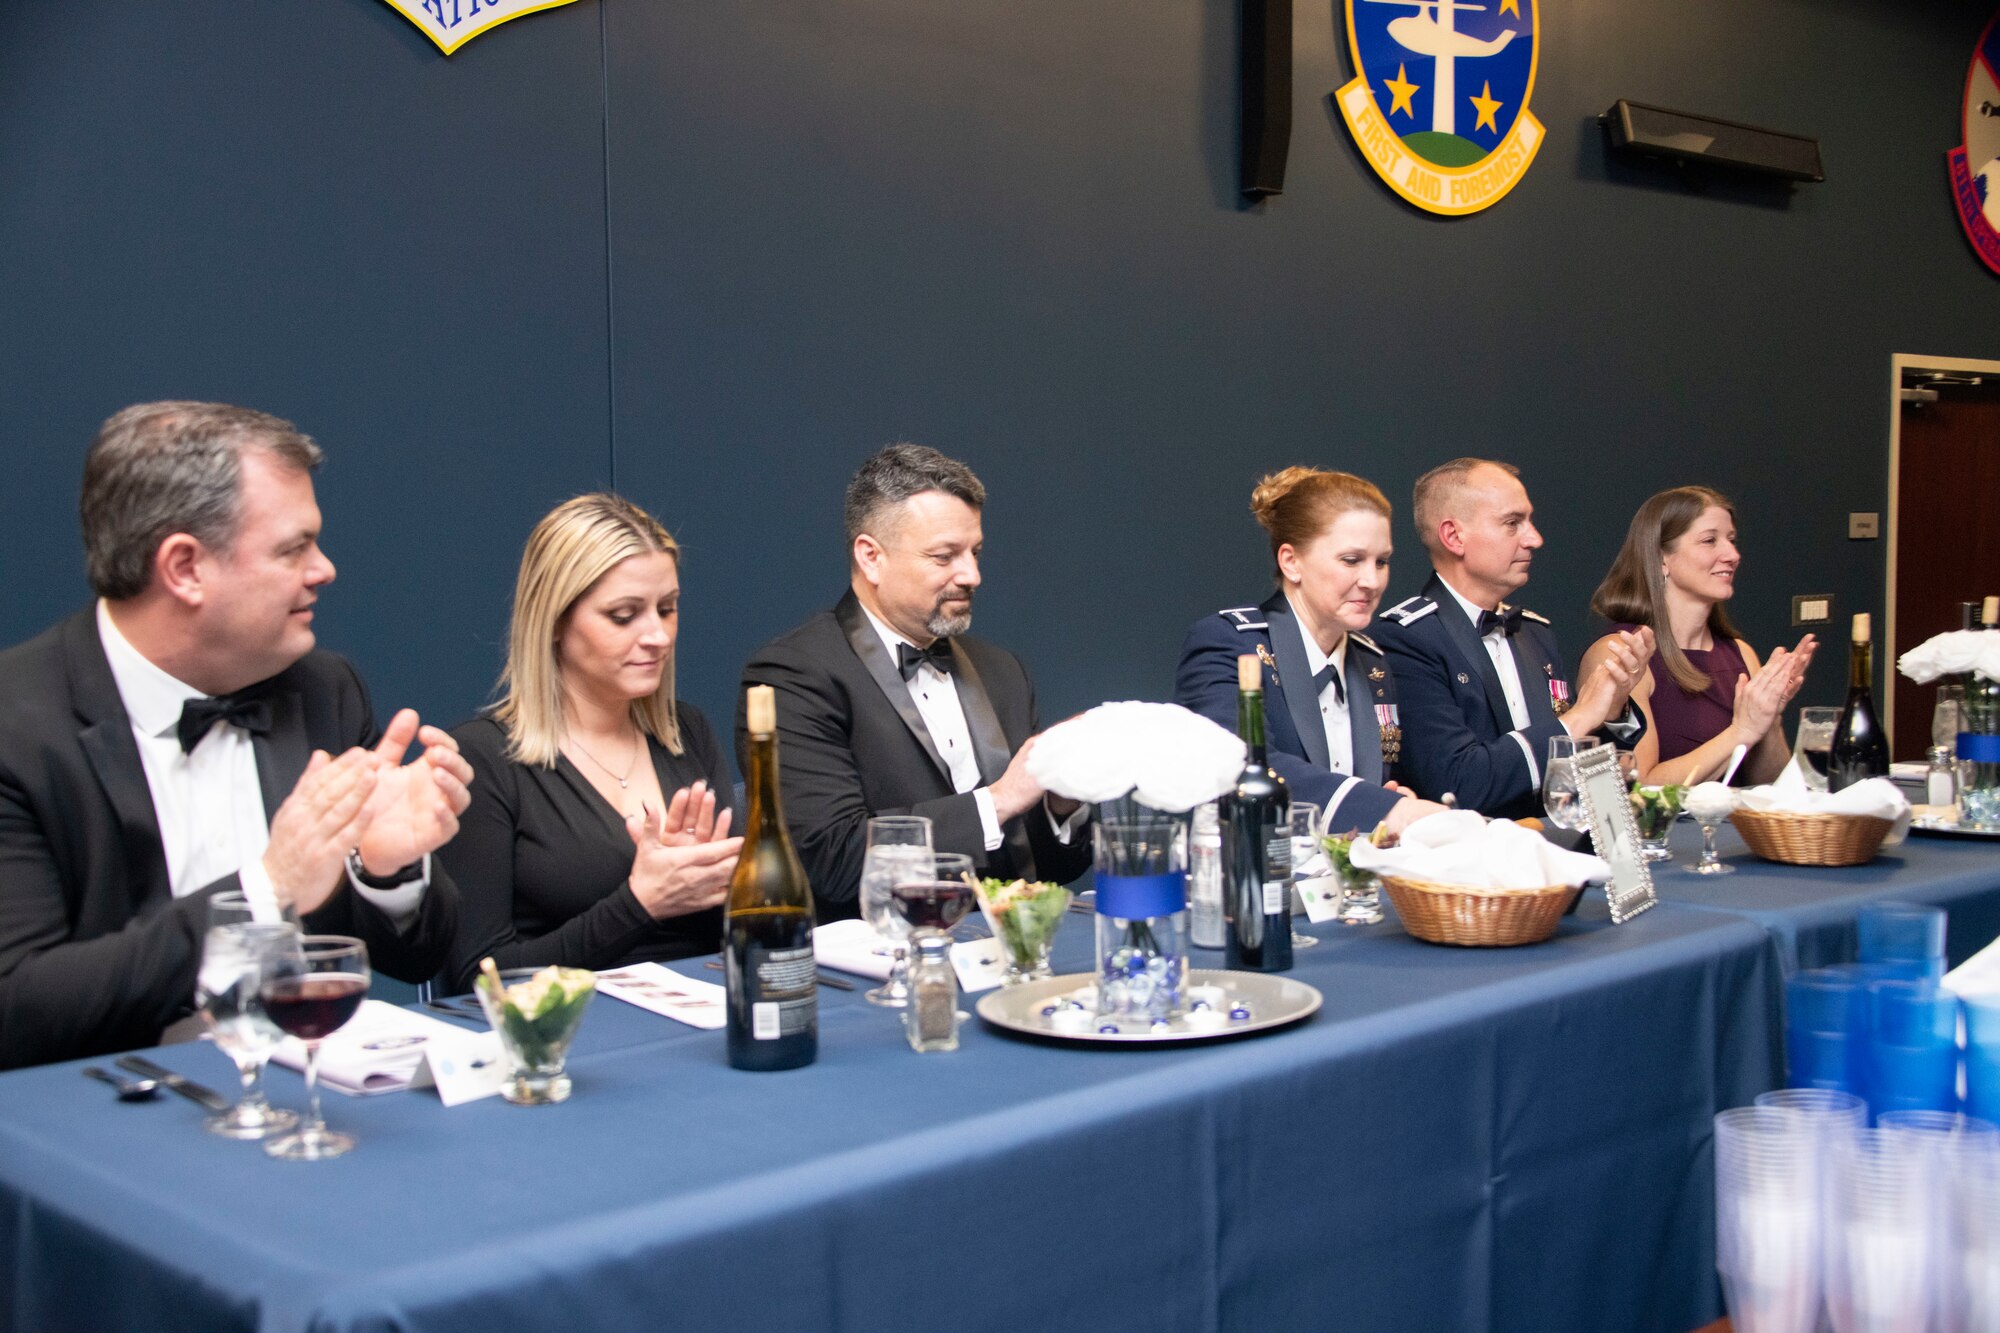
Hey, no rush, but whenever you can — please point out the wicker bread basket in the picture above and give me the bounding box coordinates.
[1379,875,1584,947]
[1729,809,1893,867]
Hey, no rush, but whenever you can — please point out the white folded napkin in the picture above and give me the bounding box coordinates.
[1346,810,1610,889]
[1734,763,1911,843]
[271,1000,491,1096]
[1026,701,1246,812]
[1896,629,2000,684]
[812,918,898,981]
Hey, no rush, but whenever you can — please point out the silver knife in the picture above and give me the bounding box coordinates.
[115,1055,230,1112]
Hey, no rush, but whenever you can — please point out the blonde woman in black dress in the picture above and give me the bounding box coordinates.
[440,494,742,990]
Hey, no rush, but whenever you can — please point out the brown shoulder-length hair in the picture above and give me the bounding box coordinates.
[1249,466,1392,582]
[492,494,684,766]
[1590,486,1741,695]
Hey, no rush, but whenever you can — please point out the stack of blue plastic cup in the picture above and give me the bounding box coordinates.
[1870,979,1960,1119]
[1786,969,1869,1100]
[1856,902,1947,982]
[1966,995,2000,1125]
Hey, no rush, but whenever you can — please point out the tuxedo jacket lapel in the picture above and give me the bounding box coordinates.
[61,613,170,910]
[254,688,311,822]
[1428,575,1516,733]
[947,646,1012,786]
[1262,595,1330,770]
[834,592,952,785]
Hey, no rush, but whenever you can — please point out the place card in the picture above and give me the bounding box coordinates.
[950,936,1007,992]
[424,1032,508,1107]
[1295,875,1345,925]
[596,963,727,1029]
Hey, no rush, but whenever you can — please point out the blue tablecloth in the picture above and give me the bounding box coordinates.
[0,892,1777,1333]
[1648,821,2000,972]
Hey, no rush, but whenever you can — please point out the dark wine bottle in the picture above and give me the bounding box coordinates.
[1222,654,1292,973]
[1828,613,1890,792]
[725,684,818,1071]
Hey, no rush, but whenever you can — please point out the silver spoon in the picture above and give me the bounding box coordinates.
[82,1065,160,1101]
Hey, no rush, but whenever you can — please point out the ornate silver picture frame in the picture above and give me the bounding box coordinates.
[1574,742,1657,924]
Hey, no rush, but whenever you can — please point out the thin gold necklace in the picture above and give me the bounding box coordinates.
[569,727,642,790]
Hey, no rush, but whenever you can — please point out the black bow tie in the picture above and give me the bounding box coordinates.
[896,640,955,681]
[1311,663,1346,705]
[176,690,273,754]
[1476,605,1525,638]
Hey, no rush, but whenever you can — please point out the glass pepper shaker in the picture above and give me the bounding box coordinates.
[904,935,959,1053]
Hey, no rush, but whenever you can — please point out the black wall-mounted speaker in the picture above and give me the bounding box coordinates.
[1601,100,1825,183]
[1239,0,1291,199]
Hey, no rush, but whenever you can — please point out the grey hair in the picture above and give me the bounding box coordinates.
[1411,457,1519,556]
[81,402,324,599]
[843,443,987,546]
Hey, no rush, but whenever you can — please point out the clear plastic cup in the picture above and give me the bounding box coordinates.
[1951,1134,2000,1333]
[1824,1129,1934,1333]
[1716,1108,1823,1332]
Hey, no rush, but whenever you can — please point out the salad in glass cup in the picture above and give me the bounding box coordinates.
[1627,784,1687,862]
[973,878,1071,984]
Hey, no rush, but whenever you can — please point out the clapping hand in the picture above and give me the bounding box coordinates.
[626,788,742,922]
[655,779,733,846]
[263,748,380,913]
[1733,636,1818,745]
[354,709,474,877]
[1570,625,1656,734]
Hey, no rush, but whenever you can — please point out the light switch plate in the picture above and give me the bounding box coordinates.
[1848,512,1880,539]
[1793,594,1833,625]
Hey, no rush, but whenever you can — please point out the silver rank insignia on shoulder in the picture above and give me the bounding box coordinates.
[1255,643,1279,685]
[1221,607,1268,631]
[1380,596,1439,627]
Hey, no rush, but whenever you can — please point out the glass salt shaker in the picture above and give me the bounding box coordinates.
[904,935,959,1053]
[1927,744,1960,808]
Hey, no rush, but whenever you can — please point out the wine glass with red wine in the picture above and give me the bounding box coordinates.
[888,879,978,936]
[260,935,370,1161]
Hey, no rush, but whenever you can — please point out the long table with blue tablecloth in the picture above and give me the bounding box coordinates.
[0,828,1994,1333]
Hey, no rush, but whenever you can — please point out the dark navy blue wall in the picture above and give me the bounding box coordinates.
[3,0,1996,751]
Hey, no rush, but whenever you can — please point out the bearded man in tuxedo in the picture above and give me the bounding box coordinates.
[738,444,1090,915]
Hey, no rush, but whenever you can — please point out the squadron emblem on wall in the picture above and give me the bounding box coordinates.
[1334,0,1543,215]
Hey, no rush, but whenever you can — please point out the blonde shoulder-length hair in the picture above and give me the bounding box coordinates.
[492,493,684,766]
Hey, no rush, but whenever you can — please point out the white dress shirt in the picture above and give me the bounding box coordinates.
[1436,579,1541,786]
[96,601,424,924]
[859,605,1083,851]
[1285,597,1367,822]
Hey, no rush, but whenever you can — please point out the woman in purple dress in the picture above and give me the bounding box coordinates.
[1582,487,1816,786]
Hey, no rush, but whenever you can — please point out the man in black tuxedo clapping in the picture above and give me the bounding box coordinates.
[0,402,469,1069]
[738,445,1090,916]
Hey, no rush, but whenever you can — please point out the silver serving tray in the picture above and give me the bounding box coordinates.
[1911,814,2000,840]
[975,969,1322,1046]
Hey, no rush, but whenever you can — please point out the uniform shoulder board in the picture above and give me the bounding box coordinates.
[1380,596,1438,627]
[1518,608,1551,626]
[1219,607,1268,631]
[1348,631,1383,655]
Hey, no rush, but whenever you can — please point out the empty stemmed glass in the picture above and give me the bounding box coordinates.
[1286,801,1322,947]
[196,892,300,1139]
[860,815,935,1007]
[1543,737,1590,834]
[260,935,370,1161]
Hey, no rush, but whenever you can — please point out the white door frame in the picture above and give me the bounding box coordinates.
[1885,352,2000,745]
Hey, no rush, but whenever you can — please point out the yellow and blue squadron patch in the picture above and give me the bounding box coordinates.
[1335,0,1542,216]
